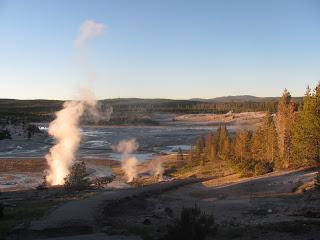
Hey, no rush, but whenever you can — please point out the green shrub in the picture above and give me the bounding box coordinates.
[64,161,89,191]
[164,205,217,240]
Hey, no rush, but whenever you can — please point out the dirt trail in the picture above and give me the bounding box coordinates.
[23,177,211,239]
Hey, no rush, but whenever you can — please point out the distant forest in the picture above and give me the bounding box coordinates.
[0,96,303,124]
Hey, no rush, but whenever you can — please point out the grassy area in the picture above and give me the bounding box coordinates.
[172,161,231,179]
[172,165,202,178]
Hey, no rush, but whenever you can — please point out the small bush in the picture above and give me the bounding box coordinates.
[254,162,273,176]
[164,205,217,240]
[236,159,256,177]
[91,175,115,188]
[26,124,41,139]
[235,160,273,177]
[64,161,89,191]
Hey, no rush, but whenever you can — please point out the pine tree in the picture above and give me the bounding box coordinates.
[188,146,195,166]
[205,132,217,162]
[264,112,278,164]
[232,129,254,176]
[195,136,206,166]
[204,132,218,173]
[275,89,295,169]
[251,112,278,164]
[205,132,214,158]
[217,125,231,161]
[251,127,265,162]
[233,129,251,163]
[292,83,320,166]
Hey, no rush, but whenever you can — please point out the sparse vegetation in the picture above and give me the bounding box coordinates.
[163,205,217,240]
[64,161,89,191]
[91,175,115,188]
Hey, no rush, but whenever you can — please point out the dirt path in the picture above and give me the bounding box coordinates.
[19,177,211,239]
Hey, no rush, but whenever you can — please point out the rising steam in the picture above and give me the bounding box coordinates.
[45,20,108,185]
[150,160,164,181]
[116,139,140,182]
[75,20,107,48]
[45,90,97,185]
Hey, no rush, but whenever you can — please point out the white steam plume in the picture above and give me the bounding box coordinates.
[115,139,140,182]
[45,89,97,185]
[75,20,107,48]
[45,20,109,186]
[149,159,164,182]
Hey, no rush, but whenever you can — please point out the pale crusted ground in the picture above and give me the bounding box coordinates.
[99,167,320,240]
[172,112,266,128]
[2,167,319,240]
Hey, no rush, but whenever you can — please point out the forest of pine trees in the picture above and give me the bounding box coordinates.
[186,83,320,177]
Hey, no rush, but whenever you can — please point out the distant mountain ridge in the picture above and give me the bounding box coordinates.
[190,95,282,103]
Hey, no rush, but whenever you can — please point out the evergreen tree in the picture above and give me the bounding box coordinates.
[233,129,251,163]
[205,132,217,162]
[251,112,277,164]
[292,83,320,166]
[194,136,206,166]
[216,125,231,161]
[275,89,295,169]
[264,112,278,164]
[232,129,255,176]
[204,132,218,173]
[251,127,265,162]
[188,146,195,166]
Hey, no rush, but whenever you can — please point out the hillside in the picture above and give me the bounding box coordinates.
[191,95,303,103]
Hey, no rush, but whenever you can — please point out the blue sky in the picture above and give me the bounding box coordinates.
[0,0,319,99]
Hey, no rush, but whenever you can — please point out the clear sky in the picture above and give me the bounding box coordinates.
[0,0,319,100]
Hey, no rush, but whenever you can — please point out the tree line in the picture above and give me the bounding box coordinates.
[110,100,295,114]
[187,83,320,177]
[0,97,303,121]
